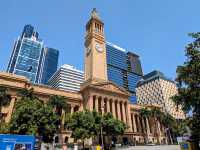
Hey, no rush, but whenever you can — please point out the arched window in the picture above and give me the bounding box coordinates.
[104,98,107,113]
[98,97,102,112]
[55,136,59,143]
[64,136,68,143]
[93,95,96,110]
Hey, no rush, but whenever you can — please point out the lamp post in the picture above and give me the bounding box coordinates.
[165,128,173,144]
[101,105,104,149]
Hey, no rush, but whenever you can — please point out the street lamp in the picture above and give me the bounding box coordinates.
[165,128,173,144]
[101,104,105,149]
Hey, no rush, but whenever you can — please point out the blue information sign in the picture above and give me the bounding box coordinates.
[0,134,35,150]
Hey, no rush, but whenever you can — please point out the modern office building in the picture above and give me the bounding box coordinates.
[7,25,43,83]
[38,47,59,84]
[136,70,185,119]
[48,64,84,92]
[106,42,143,103]
[7,25,58,84]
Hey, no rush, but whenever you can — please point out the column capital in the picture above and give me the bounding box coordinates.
[70,103,76,108]
[11,95,17,99]
[110,99,114,103]
[116,100,121,104]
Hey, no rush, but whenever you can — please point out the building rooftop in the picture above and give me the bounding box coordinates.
[106,42,140,57]
[137,70,175,87]
[61,64,83,73]
[106,42,126,52]
[143,70,165,80]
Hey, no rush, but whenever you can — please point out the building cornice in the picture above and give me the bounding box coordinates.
[0,72,83,101]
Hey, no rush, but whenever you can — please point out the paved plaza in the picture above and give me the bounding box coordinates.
[115,145,180,150]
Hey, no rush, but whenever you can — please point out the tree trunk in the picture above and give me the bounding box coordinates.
[154,118,160,144]
[145,130,149,144]
[193,140,200,150]
[168,128,173,144]
[82,140,84,150]
[0,105,2,124]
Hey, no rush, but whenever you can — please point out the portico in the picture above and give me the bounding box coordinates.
[80,80,133,132]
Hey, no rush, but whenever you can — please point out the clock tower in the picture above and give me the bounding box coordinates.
[84,8,108,82]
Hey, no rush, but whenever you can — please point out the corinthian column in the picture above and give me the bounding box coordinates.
[126,103,133,132]
[95,96,98,112]
[122,102,126,123]
[136,115,142,133]
[132,113,137,132]
[107,99,110,113]
[86,95,93,111]
[70,105,75,114]
[146,117,150,135]
[112,100,116,118]
[101,97,104,114]
[117,101,121,120]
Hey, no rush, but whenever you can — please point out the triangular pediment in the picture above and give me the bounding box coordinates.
[90,81,130,96]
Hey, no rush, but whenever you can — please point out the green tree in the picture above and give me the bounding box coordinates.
[149,107,163,144]
[18,87,37,100]
[139,107,179,144]
[139,107,182,144]
[102,112,127,136]
[160,113,176,144]
[9,88,59,143]
[0,122,10,134]
[171,119,187,138]
[173,32,200,149]
[139,108,151,144]
[91,110,101,135]
[47,95,68,130]
[65,111,126,148]
[0,87,11,123]
[48,95,68,114]
[65,110,98,149]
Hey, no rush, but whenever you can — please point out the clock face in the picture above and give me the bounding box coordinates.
[95,43,103,53]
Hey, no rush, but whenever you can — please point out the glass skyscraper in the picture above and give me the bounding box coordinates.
[7,25,59,84]
[106,42,143,103]
[38,47,59,84]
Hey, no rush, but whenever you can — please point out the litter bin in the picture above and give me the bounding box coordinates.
[74,144,78,150]
[96,145,101,150]
[180,142,196,150]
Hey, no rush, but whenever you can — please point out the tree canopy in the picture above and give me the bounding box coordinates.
[47,95,68,111]
[65,110,98,141]
[9,88,59,143]
[102,112,127,136]
[0,87,11,123]
[65,111,126,147]
[173,32,200,147]
[18,87,37,100]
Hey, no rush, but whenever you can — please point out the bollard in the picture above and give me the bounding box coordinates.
[96,145,101,150]
[74,144,78,150]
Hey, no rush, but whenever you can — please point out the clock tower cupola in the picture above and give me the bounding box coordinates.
[84,8,108,82]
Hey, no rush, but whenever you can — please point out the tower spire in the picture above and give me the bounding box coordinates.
[91,8,100,20]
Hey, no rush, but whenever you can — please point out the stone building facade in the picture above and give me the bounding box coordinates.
[0,72,167,145]
[1,9,169,145]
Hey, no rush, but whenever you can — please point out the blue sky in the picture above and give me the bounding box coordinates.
[1,0,200,79]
